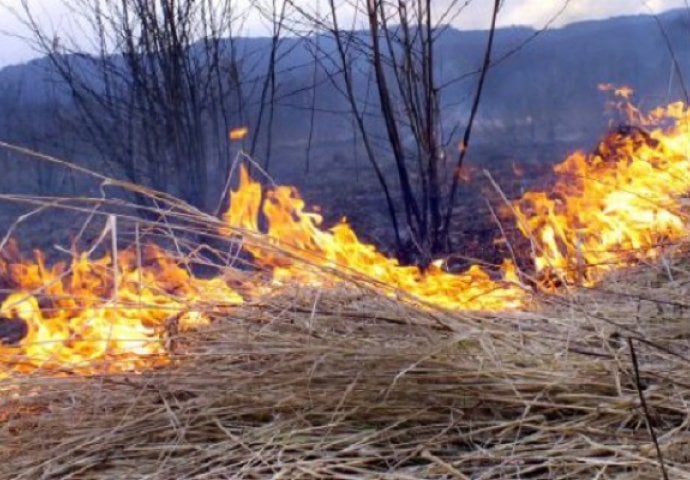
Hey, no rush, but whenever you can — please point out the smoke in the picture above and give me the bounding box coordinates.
[0,0,686,67]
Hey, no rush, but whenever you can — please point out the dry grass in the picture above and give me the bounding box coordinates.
[2,282,689,479]
[0,145,689,479]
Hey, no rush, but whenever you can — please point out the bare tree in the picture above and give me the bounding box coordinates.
[16,0,249,210]
[12,0,506,262]
[248,0,290,172]
[289,0,501,261]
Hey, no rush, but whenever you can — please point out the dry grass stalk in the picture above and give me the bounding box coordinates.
[2,283,689,479]
[0,146,688,479]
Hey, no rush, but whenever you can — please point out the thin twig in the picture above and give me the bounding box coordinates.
[627,337,669,480]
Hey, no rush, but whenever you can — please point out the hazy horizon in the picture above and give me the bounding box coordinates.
[0,0,686,68]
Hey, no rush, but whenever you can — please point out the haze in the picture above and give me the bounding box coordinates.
[0,0,685,67]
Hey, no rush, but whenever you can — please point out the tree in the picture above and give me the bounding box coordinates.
[16,0,248,210]
[289,0,501,261]
[13,0,504,262]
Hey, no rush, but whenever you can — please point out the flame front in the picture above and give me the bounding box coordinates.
[223,166,525,311]
[514,93,690,286]
[0,245,242,376]
[3,88,690,379]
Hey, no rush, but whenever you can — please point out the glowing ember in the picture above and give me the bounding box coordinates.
[229,126,249,141]
[514,89,690,286]
[0,244,242,376]
[223,165,526,311]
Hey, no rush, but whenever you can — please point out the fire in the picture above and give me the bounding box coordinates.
[0,244,242,376]
[598,83,634,100]
[514,90,690,286]
[229,126,249,141]
[223,165,526,311]
[3,86,690,379]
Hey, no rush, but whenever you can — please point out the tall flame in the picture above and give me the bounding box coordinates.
[514,92,690,286]
[223,165,526,311]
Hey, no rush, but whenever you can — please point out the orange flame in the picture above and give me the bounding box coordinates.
[514,90,690,286]
[0,244,242,376]
[223,165,526,311]
[229,126,249,141]
[598,83,634,100]
[3,86,690,379]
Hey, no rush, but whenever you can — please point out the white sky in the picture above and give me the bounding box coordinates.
[0,0,685,68]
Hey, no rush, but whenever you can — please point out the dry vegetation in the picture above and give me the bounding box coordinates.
[0,148,689,479]
[2,279,690,479]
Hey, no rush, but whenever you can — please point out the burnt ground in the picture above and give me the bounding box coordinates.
[0,137,577,275]
[271,139,572,268]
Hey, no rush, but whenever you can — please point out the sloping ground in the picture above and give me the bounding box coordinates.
[1,266,688,479]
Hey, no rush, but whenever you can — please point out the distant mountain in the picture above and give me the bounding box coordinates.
[0,10,690,251]
[2,9,688,147]
[0,8,689,231]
